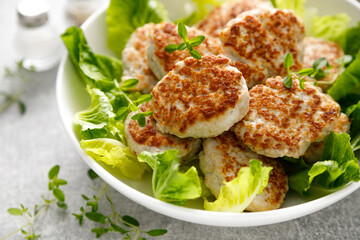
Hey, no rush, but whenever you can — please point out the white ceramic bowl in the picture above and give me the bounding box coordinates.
[56,0,360,227]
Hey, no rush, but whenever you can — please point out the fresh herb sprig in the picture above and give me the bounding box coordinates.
[283,53,336,89]
[165,22,205,60]
[73,170,167,239]
[0,60,34,115]
[2,165,67,240]
[116,79,153,127]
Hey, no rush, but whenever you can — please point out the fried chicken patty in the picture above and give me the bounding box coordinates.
[303,113,350,163]
[151,54,249,138]
[220,9,305,88]
[303,37,345,91]
[124,103,201,163]
[199,131,288,211]
[122,23,158,93]
[196,0,273,38]
[233,76,341,158]
[147,22,224,80]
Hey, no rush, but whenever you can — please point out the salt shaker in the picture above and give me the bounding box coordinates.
[15,0,62,71]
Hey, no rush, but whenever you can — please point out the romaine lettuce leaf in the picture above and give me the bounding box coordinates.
[289,132,360,194]
[338,22,360,59]
[138,150,202,205]
[106,0,168,57]
[80,138,147,180]
[346,100,360,151]
[328,51,360,101]
[75,86,117,139]
[204,160,272,212]
[61,27,122,92]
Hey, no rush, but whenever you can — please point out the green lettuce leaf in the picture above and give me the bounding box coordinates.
[328,51,360,101]
[346,100,360,151]
[175,0,222,26]
[338,22,360,59]
[274,0,306,18]
[106,0,168,57]
[80,138,147,180]
[75,86,117,139]
[204,160,272,212]
[138,150,202,205]
[309,13,350,42]
[289,132,360,194]
[61,27,122,92]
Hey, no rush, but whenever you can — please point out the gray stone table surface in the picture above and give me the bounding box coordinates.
[0,0,360,239]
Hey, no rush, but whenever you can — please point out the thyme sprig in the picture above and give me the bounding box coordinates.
[165,22,205,60]
[0,60,34,115]
[1,165,67,240]
[73,170,167,239]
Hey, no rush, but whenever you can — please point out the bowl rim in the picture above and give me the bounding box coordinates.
[56,0,360,227]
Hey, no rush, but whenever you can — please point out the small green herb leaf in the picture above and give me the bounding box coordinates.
[121,79,139,91]
[91,227,109,238]
[86,212,106,224]
[313,69,327,80]
[190,35,205,47]
[146,229,168,236]
[299,79,306,90]
[53,188,65,202]
[283,75,293,88]
[122,215,139,227]
[284,53,293,71]
[312,57,329,70]
[178,22,187,39]
[297,68,314,76]
[7,208,23,216]
[88,169,99,180]
[56,201,68,210]
[110,223,129,234]
[82,194,90,200]
[48,165,60,179]
[165,44,178,53]
[18,100,26,115]
[189,49,202,60]
[55,179,68,186]
[177,42,186,50]
[134,94,153,104]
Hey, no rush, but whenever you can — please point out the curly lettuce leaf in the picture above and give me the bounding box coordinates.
[289,132,360,194]
[346,100,360,151]
[175,0,222,26]
[61,27,122,92]
[106,0,168,57]
[80,138,146,180]
[204,160,272,212]
[138,150,202,205]
[328,51,360,101]
[75,86,118,139]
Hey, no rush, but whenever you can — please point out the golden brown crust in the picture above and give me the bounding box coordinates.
[220,9,305,88]
[233,76,341,158]
[151,22,224,74]
[303,37,344,91]
[151,54,249,138]
[196,0,268,38]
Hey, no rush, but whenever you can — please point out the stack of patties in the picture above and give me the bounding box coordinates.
[122,1,347,212]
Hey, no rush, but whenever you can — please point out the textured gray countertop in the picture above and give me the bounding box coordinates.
[1,1,359,239]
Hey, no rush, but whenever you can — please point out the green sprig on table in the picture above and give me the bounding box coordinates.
[72,169,167,239]
[2,165,67,240]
